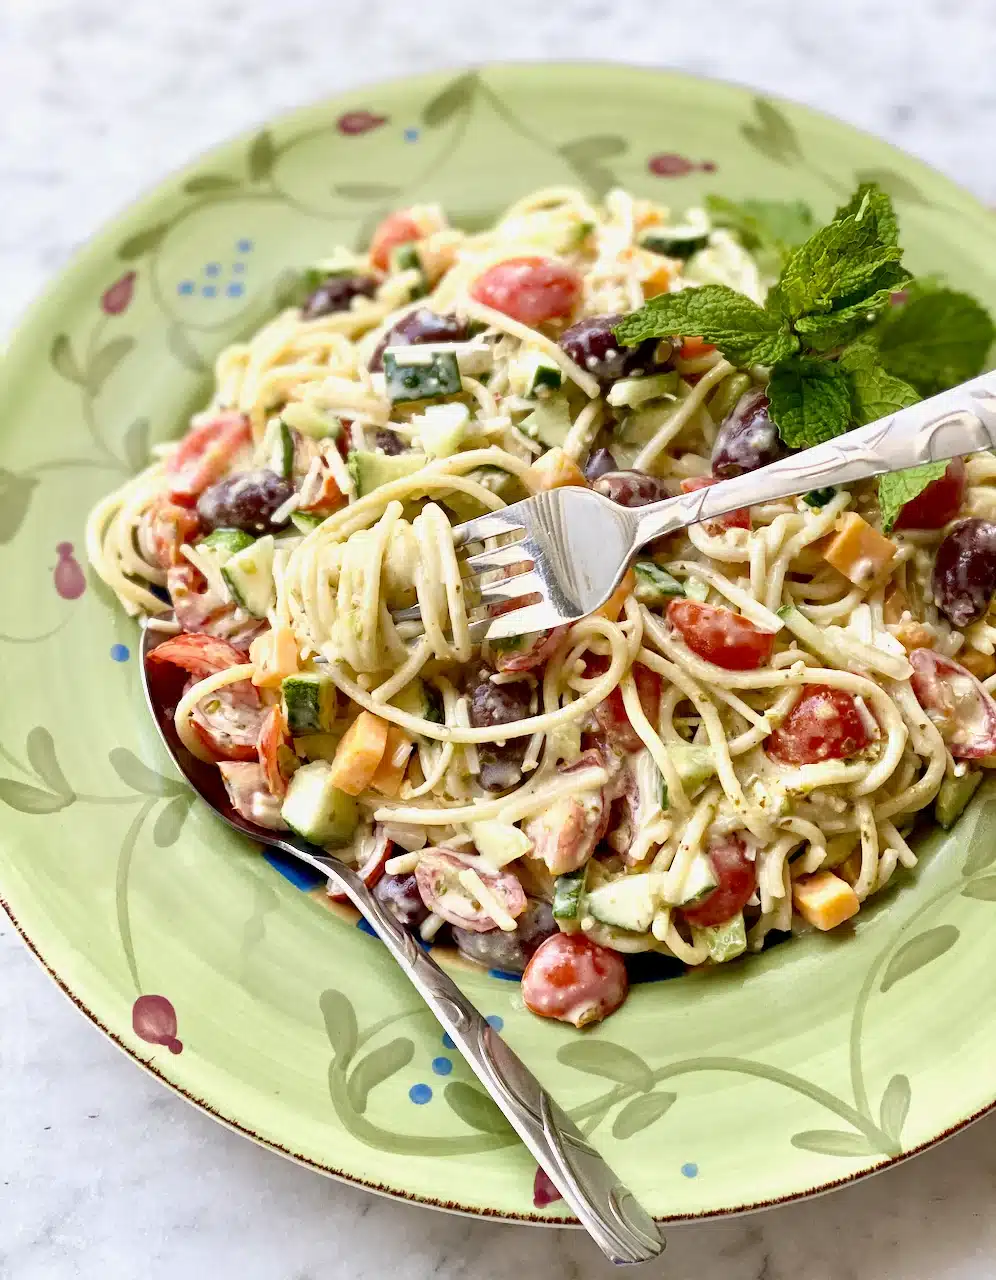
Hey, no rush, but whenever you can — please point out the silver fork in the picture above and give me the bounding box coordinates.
[396,371,996,642]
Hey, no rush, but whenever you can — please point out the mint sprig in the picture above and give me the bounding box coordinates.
[766,359,853,448]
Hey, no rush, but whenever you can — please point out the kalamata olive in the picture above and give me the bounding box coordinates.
[594,469,671,508]
[301,274,378,319]
[559,315,663,383]
[470,672,531,794]
[932,518,996,626]
[196,469,295,534]
[372,872,429,929]
[711,389,784,479]
[373,428,405,455]
[584,447,619,483]
[369,308,470,371]
[452,899,557,974]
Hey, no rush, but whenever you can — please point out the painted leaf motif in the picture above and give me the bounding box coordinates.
[248,129,277,181]
[87,337,135,396]
[0,778,71,814]
[879,1073,911,1142]
[422,72,477,127]
[346,1038,414,1114]
[855,167,926,205]
[557,1040,653,1091]
[26,727,73,797]
[123,418,151,473]
[611,1090,677,1140]
[963,837,996,876]
[184,174,240,194]
[320,989,358,1064]
[50,333,85,384]
[791,1129,875,1157]
[559,135,627,165]
[444,1081,515,1135]
[962,875,996,901]
[118,222,169,260]
[0,470,38,544]
[109,747,185,797]
[569,161,617,201]
[741,97,801,164]
[167,325,210,374]
[153,794,193,847]
[334,182,403,200]
[880,925,959,993]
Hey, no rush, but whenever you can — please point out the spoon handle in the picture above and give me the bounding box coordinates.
[324,856,664,1265]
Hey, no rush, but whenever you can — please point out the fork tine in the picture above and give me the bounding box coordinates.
[473,569,547,611]
[452,508,527,548]
[461,541,535,577]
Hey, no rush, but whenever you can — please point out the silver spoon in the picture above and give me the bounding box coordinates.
[140,621,664,1265]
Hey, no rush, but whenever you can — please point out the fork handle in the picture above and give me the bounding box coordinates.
[321,858,664,1264]
[631,370,996,546]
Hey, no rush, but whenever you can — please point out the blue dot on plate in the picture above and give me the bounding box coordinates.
[109,643,130,663]
[488,968,520,982]
[409,1083,432,1105]
[431,1056,452,1076]
[403,127,420,143]
[681,1162,699,1179]
[236,238,253,253]
[226,282,244,298]
[356,917,378,938]
[441,1032,455,1049]
[205,262,221,277]
[201,284,217,298]
[486,1015,504,1032]
[232,261,246,274]
[177,280,195,295]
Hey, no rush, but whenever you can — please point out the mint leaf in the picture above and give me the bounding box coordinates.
[774,215,903,321]
[834,182,899,248]
[838,339,920,425]
[875,287,995,396]
[796,263,911,351]
[879,462,950,533]
[705,195,814,257]
[767,358,852,447]
[614,284,798,367]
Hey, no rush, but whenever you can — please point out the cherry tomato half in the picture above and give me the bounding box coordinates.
[680,475,751,531]
[667,600,776,671]
[369,210,422,273]
[893,458,966,531]
[145,631,250,679]
[166,412,251,504]
[327,826,393,903]
[218,762,287,830]
[257,704,293,798]
[494,626,568,674]
[680,833,756,928]
[142,498,200,568]
[766,685,872,765]
[589,658,663,752]
[469,256,581,326]
[909,648,996,758]
[415,848,527,932]
[522,933,628,1027]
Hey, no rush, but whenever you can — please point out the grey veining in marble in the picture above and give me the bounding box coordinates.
[5,1,996,1277]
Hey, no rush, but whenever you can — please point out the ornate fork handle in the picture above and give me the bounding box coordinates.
[322,855,664,1264]
[633,371,996,545]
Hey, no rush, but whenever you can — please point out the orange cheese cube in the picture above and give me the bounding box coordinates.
[642,263,672,299]
[792,870,860,930]
[959,648,996,680]
[370,725,415,797]
[595,568,636,622]
[882,584,909,625]
[249,626,299,688]
[328,711,389,796]
[525,447,587,493]
[822,513,897,586]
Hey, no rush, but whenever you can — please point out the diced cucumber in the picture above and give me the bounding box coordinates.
[199,528,256,558]
[673,852,718,907]
[262,417,295,479]
[520,395,572,449]
[383,349,462,403]
[280,761,358,847]
[616,399,679,449]
[606,371,679,410]
[412,402,469,459]
[671,742,717,798]
[471,821,532,869]
[692,912,747,963]
[684,577,710,602]
[639,209,711,259]
[388,242,428,299]
[293,733,342,763]
[935,771,982,829]
[391,677,443,724]
[586,873,659,934]
[510,349,564,399]
[220,534,275,617]
[633,560,685,606]
[291,511,325,533]
[553,865,588,922]
[281,401,342,440]
[282,672,337,734]
[347,449,427,497]
[803,486,837,508]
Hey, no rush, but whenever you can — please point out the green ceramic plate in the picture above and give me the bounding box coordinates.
[4,63,996,1223]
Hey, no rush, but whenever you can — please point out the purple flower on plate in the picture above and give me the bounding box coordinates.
[54,543,86,599]
[132,994,183,1054]
[533,1165,563,1207]
[101,271,136,315]
[337,110,388,136]
[647,154,717,177]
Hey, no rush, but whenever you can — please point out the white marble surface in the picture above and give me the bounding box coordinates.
[5,2,996,1276]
